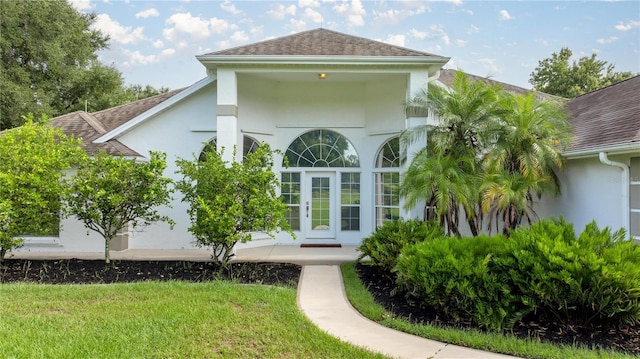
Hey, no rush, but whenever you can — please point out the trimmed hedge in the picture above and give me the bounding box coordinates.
[357,219,444,271]
[393,218,640,330]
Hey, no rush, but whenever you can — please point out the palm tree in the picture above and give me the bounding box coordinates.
[484,91,571,234]
[402,70,503,236]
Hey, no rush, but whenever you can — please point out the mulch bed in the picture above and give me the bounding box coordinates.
[355,263,640,356]
[0,258,301,287]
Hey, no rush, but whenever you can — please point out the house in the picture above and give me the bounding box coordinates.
[21,28,638,253]
[536,75,640,239]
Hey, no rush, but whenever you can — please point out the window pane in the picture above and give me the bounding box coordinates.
[284,130,360,167]
[281,172,301,230]
[340,172,360,231]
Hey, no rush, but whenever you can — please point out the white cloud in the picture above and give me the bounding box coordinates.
[122,50,158,67]
[268,4,297,20]
[93,14,145,44]
[152,40,164,48]
[373,2,427,24]
[304,8,323,23]
[250,25,264,36]
[68,0,94,11]
[333,0,366,27]
[161,48,176,57]
[467,24,479,34]
[410,25,451,46]
[221,0,242,15]
[163,13,229,43]
[230,30,249,43]
[409,28,427,40]
[535,38,548,46]
[299,0,320,7]
[615,20,640,31]
[135,8,159,19]
[455,39,467,47]
[382,34,405,47]
[499,10,513,21]
[478,58,503,75]
[597,36,619,44]
[373,9,402,24]
[288,19,307,32]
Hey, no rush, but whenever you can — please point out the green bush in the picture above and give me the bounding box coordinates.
[395,234,527,330]
[496,218,640,326]
[357,219,444,271]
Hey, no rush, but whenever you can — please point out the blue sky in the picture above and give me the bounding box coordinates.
[69,0,640,90]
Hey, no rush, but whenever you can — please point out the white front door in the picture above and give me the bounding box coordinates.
[305,173,336,239]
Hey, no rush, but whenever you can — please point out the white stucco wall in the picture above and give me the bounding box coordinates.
[536,155,628,235]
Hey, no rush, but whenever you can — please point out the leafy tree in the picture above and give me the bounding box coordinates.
[483,92,570,234]
[529,47,634,98]
[176,143,294,265]
[0,0,171,130]
[62,151,174,263]
[402,71,503,236]
[0,114,85,260]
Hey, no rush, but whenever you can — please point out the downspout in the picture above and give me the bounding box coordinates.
[599,152,630,235]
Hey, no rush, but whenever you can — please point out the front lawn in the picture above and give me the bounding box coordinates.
[0,281,388,359]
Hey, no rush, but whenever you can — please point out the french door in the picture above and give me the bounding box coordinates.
[305,173,336,239]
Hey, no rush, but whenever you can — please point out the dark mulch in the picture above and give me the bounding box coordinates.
[355,262,640,356]
[0,258,301,287]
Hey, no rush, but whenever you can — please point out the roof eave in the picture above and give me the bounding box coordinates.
[563,142,640,159]
[196,55,451,68]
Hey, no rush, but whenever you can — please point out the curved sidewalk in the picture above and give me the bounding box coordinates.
[298,265,520,359]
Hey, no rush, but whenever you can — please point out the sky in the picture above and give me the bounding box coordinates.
[68,0,640,91]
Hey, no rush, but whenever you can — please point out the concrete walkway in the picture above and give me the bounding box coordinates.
[298,265,520,359]
[10,245,520,358]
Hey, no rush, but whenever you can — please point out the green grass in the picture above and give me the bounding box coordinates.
[340,262,635,359]
[0,281,389,359]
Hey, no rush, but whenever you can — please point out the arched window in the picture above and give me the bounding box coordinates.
[374,137,403,226]
[284,129,359,167]
[198,135,260,162]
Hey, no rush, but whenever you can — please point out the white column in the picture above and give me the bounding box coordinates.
[216,69,240,163]
[402,70,430,220]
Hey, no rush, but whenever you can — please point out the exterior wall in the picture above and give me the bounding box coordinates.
[536,156,629,235]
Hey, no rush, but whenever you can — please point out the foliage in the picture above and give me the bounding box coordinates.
[402,70,571,235]
[393,218,640,330]
[529,47,635,98]
[394,234,525,330]
[402,71,504,236]
[497,218,640,326]
[0,0,170,130]
[176,144,293,265]
[341,263,634,359]
[62,151,174,263]
[358,219,444,271]
[0,114,85,260]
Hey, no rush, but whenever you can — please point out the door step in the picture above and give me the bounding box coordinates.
[300,243,342,248]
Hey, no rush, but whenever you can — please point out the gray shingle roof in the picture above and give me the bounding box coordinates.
[203,28,446,58]
[565,75,640,152]
[51,89,184,156]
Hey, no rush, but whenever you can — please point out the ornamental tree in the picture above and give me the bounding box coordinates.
[0,114,85,261]
[176,143,293,265]
[62,151,174,263]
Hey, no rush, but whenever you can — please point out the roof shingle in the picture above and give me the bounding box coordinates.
[565,75,640,152]
[202,28,446,58]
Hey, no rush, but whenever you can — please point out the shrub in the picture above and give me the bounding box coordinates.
[395,234,526,330]
[357,219,444,271]
[496,218,640,326]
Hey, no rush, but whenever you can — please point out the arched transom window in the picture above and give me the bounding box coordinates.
[284,130,359,167]
[199,135,260,162]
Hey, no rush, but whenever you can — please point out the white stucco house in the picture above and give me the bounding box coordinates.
[19,28,639,253]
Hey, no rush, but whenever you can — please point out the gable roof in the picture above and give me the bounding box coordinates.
[438,69,557,100]
[202,28,445,58]
[51,88,184,156]
[564,75,640,156]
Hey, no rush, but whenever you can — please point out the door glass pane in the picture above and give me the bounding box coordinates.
[312,177,330,230]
